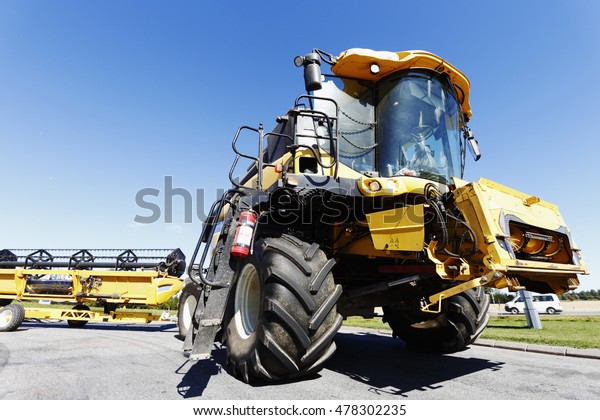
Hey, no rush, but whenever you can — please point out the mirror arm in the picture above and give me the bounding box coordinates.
[464,127,481,161]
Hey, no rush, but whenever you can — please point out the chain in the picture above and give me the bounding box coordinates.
[339,108,375,127]
[340,133,378,151]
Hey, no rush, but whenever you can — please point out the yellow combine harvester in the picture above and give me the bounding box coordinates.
[178,48,588,383]
[0,248,185,331]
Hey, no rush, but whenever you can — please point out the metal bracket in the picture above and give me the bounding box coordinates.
[420,271,500,314]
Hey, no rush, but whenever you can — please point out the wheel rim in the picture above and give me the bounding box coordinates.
[234,263,261,339]
[0,310,13,328]
[182,294,198,332]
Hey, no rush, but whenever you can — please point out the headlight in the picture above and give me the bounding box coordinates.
[367,180,382,192]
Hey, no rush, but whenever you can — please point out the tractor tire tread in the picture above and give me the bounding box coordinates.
[384,286,491,353]
[225,234,340,383]
[0,304,25,332]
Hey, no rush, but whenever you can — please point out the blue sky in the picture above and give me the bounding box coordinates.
[1,0,598,290]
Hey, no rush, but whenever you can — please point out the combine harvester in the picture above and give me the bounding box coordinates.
[0,248,185,331]
[178,47,588,383]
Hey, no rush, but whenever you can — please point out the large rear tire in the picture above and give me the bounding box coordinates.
[0,304,25,332]
[177,280,202,339]
[223,234,342,383]
[383,287,490,353]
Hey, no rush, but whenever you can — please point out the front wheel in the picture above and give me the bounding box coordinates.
[224,234,342,383]
[546,307,556,315]
[0,304,25,332]
[177,281,202,339]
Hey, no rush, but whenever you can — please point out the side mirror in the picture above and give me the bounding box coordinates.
[294,52,322,91]
[465,127,481,161]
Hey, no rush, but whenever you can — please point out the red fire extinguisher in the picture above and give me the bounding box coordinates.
[231,210,257,258]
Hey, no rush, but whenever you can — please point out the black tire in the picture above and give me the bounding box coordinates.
[0,299,12,307]
[223,234,342,383]
[546,307,556,315]
[0,304,25,332]
[383,286,490,353]
[67,304,90,328]
[177,280,202,339]
[510,307,519,315]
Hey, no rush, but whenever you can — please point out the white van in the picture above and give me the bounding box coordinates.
[504,293,563,315]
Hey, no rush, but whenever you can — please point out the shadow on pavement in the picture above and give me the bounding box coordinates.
[325,330,505,397]
[173,329,505,399]
[176,345,228,399]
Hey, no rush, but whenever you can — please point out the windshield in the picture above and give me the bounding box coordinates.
[311,71,462,182]
[377,71,462,183]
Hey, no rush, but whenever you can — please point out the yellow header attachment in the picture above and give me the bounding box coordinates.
[331,48,472,120]
[452,177,587,294]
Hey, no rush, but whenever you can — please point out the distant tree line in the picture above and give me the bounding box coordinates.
[156,295,179,310]
[558,289,600,301]
[486,289,512,304]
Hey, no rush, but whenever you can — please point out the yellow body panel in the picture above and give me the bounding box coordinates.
[331,223,418,259]
[357,175,446,198]
[332,48,471,120]
[366,204,425,251]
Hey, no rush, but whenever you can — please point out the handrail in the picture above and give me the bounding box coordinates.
[187,189,239,288]
[293,95,340,180]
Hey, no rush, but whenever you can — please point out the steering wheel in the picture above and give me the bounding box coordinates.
[409,125,434,141]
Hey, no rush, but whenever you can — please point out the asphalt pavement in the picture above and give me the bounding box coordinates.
[2,320,600,400]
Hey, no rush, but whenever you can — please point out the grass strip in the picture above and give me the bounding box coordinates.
[342,315,600,349]
[482,315,600,349]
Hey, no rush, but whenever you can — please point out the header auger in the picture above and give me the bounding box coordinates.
[179,48,587,383]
